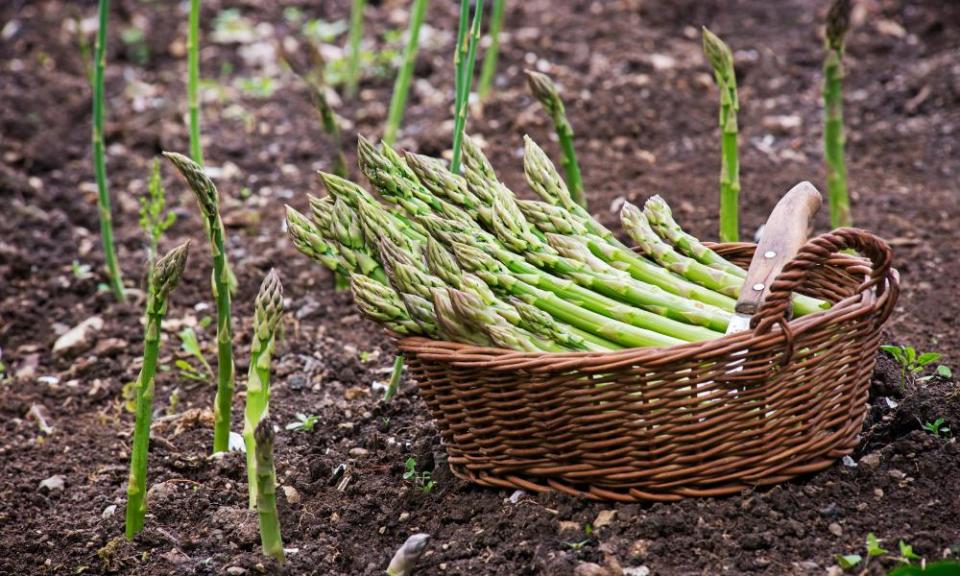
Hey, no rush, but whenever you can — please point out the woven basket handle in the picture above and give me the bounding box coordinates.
[752,227,895,334]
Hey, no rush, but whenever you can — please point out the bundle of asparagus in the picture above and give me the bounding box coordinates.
[286,135,829,352]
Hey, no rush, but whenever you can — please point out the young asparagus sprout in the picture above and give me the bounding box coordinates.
[91,0,126,302]
[383,355,405,401]
[525,70,586,210]
[383,0,429,145]
[701,27,741,242]
[254,418,284,563]
[386,533,431,576]
[244,270,284,509]
[450,0,485,173]
[345,0,365,97]
[125,241,190,539]
[824,0,853,228]
[477,0,505,100]
[163,151,235,454]
[188,0,203,164]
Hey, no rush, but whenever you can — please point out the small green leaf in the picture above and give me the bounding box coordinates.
[937,365,952,378]
[866,532,888,557]
[898,540,921,562]
[836,554,862,570]
[916,352,942,368]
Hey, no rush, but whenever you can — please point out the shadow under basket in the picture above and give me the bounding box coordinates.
[396,228,900,502]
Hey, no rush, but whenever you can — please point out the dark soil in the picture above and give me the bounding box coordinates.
[2,0,959,574]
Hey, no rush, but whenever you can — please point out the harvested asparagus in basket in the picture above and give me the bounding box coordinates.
[286,135,830,352]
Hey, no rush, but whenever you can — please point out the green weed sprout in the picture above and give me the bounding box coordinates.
[125,241,190,539]
[384,0,429,145]
[163,152,235,454]
[525,70,585,210]
[880,344,941,382]
[244,270,284,509]
[824,0,852,228]
[92,0,126,302]
[702,27,740,242]
[921,417,950,438]
[139,159,177,279]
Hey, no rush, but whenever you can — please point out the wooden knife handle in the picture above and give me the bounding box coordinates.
[736,181,822,316]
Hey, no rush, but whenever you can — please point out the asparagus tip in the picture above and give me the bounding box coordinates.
[701,26,734,75]
[826,0,852,50]
[386,533,431,576]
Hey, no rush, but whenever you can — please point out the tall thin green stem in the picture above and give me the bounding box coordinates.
[163,152,235,454]
[384,0,429,145]
[125,242,189,539]
[702,27,740,242]
[254,419,284,563]
[92,0,126,302]
[525,70,585,210]
[824,0,852,228]
[383,354,404,401]
[188,0,203,164]
[450,0,483,173]
[244,271,283,509]
[477,0,505,100]
[345,0,366,98]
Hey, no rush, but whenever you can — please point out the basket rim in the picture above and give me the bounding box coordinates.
[396,231,899,374]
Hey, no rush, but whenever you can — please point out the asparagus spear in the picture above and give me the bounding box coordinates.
[643,194,745,276]
[188,0,203,164]
[430,287,493,345]
[447,288,568,352]
[702,27,741,242]
[285,205,364,281]
[525,70,586,209]
[164,151,235,454]
[824,0,852,228]
[350,274,434,336]
[383,0,429,145]
[387,533,431,576]
[243,270,283,510]
[450,242,681,348]
[477,0,505,101]
[450,0,484,173]
[622,203,828,316]
[332,198,393,280]
[125,241,190,539]
[91,0,126,302]
[253,418,284,563]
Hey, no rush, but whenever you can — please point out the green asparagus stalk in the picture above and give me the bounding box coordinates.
[447,288,568,352]
[450,242,681,348]
[702,27,741,242]
[243,270,283,509]
[350,274,434,336]
[332,199,393,280]
[91,0,126,302]
[188,0,203,164]
[125,241,190,539]
[384,0,429,145]
[253,419,284,563]
[824,0,852,228]
[383,355,405,402]
[477,0,505,100]
[345,0,365,98]
[163,152,235,454]
[305,194,349,288]
[387,533,431,576]
[525,70,586,209]
[643,195,745,276]
[450,0,484,173]
[622,203,829,316]
[430,287,493,345]
[517,199,590,237]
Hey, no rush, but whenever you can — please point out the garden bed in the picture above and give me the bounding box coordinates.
[1,0,959,574]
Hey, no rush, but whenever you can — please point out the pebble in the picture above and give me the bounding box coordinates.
[828,522,843,537]
[92,338,127,357]
[888,469,907,480]
[349,447,369,457]
[573,562,610,576]
[630,539,651,558]
[594,509,616,529]
[508,489,525,504]
[226,567,246,575]
[282,485,301,504]
[399,512,410,522]
[52,317,104,357]
[558,520,581,533]
[39,475,66,492]
[859,453,881,469]
[101,504,117,519]
[623,568,650,576]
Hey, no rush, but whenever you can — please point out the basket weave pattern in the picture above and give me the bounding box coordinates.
[398,229,899,501]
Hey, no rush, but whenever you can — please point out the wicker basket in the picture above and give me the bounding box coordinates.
[396,228,899,502]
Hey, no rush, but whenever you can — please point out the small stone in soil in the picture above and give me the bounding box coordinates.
[828,522,843,537]
[101,504,117,519]
[860,452,881,469]
[38,475,65,492]
[52,316,103,357]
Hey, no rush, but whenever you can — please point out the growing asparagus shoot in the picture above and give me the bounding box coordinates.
[525,70,586,210]
[450,0,484,173]
[387,533,431,576]
[91,0,126,302]
[254,418,284,563]
[702,27,741,242]
[345,0,366,98]
[188,0,203,164]
[163,152,235,454]
[384,0,429,145]
[125,242,190,539]
[244,270,284,509]
[824,0,852,228]
[477,0,505,100]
